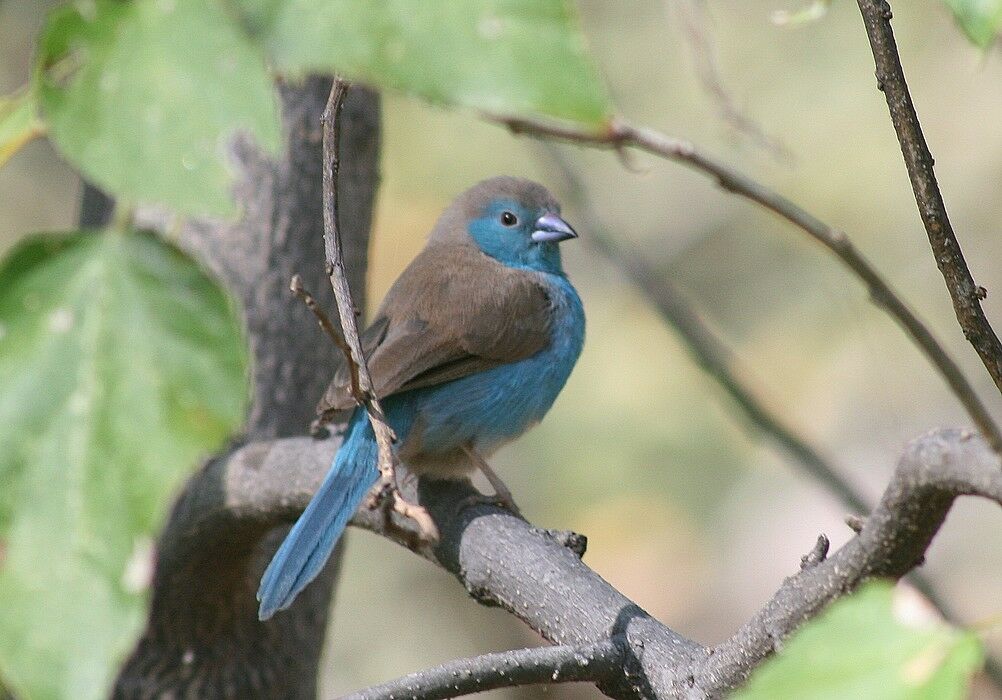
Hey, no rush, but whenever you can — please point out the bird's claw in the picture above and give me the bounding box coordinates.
[364,479,440,545]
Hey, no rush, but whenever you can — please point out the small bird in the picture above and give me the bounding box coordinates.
[257,177,585,620]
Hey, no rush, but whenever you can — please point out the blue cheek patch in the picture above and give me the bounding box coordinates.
[467,198,563,274]
[467,198,531,265]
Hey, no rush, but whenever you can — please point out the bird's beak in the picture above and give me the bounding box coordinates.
[531,213,578,243]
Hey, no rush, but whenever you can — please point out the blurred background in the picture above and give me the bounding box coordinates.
[3,0,1002,697]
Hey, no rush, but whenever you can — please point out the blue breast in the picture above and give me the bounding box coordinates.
[386,273,584,457]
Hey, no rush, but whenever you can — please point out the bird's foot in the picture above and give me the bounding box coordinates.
[456,489,523,518]
[365,478,440,545]
[457,444,523,517]
[391,494,439,543]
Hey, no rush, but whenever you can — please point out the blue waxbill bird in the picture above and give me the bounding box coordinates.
[257,177,585,620]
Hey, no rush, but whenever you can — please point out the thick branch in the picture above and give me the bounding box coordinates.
[209,427,1000,698]
[498,115,1002,451]
[342,639,627,700]
[857,0,1002,397]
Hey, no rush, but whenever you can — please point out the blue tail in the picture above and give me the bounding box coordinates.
[257,410,379,620]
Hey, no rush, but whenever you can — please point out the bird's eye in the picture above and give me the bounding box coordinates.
[500,211,518,227]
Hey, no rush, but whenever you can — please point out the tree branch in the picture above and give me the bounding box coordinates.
[857,0,1002,398]
[207,426,1000,698]
[541,146,870,517]
[342,639,627,700]
[496,115,1002,451]
[697,426,1001,694]
[669,0,789,158]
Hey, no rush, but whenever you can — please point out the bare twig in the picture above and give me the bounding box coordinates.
[341,639,627,700]
[289,274,362,400]
[498,115,1002,451]
[856,0,1002,398]
[321,77,438,542]
[854,7,1002,688]
[669,0,790,157]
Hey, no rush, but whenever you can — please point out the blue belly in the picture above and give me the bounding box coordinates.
[385,273,584,459]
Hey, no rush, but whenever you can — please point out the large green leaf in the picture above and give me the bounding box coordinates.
[0,88,45,168]
[36,0,281,216]
[0,230,248,700]
[944,0,1002,47]
[239,0,610,126]
[734,581,983,699]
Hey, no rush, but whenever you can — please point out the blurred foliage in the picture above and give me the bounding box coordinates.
[233,0,611,124]
[0,230,248,699]
[2,0,1002,699]
[770,1,833,26]
[7,0,607,215]
[0,88,43,168]
[735,581,984,699]
[944,0,1002,48]
[36,0,281,216]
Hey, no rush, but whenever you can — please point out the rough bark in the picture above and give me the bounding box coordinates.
[179,426,1002,699]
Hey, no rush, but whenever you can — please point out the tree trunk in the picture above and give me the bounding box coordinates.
[91,76,381,699]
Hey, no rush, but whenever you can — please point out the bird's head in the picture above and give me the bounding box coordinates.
[432,177,578,274]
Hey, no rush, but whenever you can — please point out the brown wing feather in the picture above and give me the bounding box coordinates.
[316,243,552,417]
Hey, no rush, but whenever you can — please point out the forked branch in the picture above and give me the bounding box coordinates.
[213,427,1001,698]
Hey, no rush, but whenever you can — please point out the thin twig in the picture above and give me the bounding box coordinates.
[497,114,1002,451]
[856,1,1002,400]
[321,77,438,542]
[289,274,361,399]
[541,145,870,516]
[341,639,626,700]
[669,0,790,158]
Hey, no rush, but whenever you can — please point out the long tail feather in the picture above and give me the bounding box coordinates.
[257,412,378,620]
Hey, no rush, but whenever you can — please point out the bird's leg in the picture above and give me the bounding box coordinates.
[460,445,522,517]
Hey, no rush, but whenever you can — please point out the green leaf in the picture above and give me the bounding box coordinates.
[944,0,1002,48]
[0,87,45,167]
[0,230,248,700]
[239,0,610,126]
[36,0,281,216]
[734,581,984,700]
